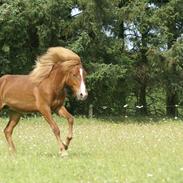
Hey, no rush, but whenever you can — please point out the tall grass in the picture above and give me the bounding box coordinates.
[0,117,183,183]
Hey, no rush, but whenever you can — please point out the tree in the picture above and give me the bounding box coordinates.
[1,0,183,117]
[0,0,74,74]
[152,0,183,116]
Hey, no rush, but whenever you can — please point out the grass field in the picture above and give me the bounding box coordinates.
[0,116,183,183]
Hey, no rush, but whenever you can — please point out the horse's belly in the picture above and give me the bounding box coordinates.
[5,98,37,112]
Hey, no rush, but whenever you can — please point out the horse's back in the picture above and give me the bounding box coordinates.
[0,74,33,92]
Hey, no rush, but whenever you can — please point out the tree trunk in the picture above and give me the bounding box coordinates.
[166,64,178,117]
[137,47,148,116]
[138,84,148,115]
[166,89,178,117]
[165,66,178,117]
[165,21,178,117]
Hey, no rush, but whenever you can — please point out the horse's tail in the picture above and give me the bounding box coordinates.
[0,76,5,110]
[0,76,3,93]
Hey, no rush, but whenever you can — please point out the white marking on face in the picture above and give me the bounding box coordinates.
[78,68,87,100]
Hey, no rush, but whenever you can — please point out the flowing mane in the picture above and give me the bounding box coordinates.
[29,47,81,84]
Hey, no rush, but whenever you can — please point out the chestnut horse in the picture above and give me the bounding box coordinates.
[0,47,88,156]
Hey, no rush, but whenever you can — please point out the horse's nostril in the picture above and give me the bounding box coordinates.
[80,93,83,97]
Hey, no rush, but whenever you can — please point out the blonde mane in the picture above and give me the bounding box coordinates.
[29,47,81,84]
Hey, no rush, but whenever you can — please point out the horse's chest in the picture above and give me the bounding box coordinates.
[51,99,63,109]
[51,93,65,110]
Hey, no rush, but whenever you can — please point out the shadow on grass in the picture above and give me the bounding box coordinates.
[91,115,182,124]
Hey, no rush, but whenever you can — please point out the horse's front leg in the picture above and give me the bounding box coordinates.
[58,106,74,150]
[40,106,67,156]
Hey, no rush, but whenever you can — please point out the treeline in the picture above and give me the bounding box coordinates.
[0,0,183,117]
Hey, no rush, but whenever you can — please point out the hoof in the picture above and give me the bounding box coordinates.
[61,150,68,157]
[63,143,68,150]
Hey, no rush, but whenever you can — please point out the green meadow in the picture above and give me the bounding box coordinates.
[0,117,183,183]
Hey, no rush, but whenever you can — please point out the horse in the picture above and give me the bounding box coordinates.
[0,47,88,156]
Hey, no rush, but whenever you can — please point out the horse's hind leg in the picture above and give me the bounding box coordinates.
[4,111,21,153]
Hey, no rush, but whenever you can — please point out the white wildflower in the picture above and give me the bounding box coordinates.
[123,104,128,108]
[136,105,143,108]
[147,173,153,177]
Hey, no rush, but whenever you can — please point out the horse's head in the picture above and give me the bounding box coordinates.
[65,65,88,101]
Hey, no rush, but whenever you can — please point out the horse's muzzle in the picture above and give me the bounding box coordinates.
[77,91,88,101]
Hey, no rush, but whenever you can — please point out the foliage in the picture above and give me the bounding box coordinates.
[86,63,128,115]
[0,0,183,117]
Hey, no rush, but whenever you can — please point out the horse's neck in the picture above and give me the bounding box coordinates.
[42,66,66,95]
